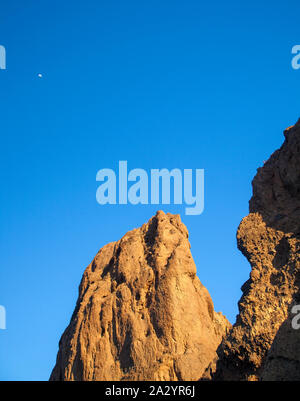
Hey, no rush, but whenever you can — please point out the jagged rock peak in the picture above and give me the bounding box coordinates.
[50,210,230,381]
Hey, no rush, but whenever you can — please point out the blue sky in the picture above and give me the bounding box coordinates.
[0,0,299,381]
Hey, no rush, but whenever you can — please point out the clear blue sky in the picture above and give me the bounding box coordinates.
[0,0,299,381]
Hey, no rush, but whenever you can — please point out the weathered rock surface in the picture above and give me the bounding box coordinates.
[50,211,230,381]
[213,119,300,381]
[260,306,300,381]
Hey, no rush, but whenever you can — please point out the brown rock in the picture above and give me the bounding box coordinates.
[50,211,230,381]
[213,119,300,381]
[260,308,300,381]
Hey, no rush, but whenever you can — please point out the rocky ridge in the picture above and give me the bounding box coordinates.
[213,119,300,380]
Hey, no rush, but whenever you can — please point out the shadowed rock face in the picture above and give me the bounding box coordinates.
[260,307,300,381]
[50,211,230,381]
[213,119,300,381]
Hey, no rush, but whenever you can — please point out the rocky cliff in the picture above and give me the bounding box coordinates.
[50,211,230,381]
[50,119,300,382]
[213,119,300,381]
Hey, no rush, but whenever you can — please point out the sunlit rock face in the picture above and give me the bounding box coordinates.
[50,211,230,381]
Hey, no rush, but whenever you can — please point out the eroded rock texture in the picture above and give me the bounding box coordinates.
[50,211,230,381]
[213,119,300,381]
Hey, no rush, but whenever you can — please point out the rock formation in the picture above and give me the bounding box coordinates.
[51,118,300,382]
[50,211,230,381]
[213,119,300,381]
